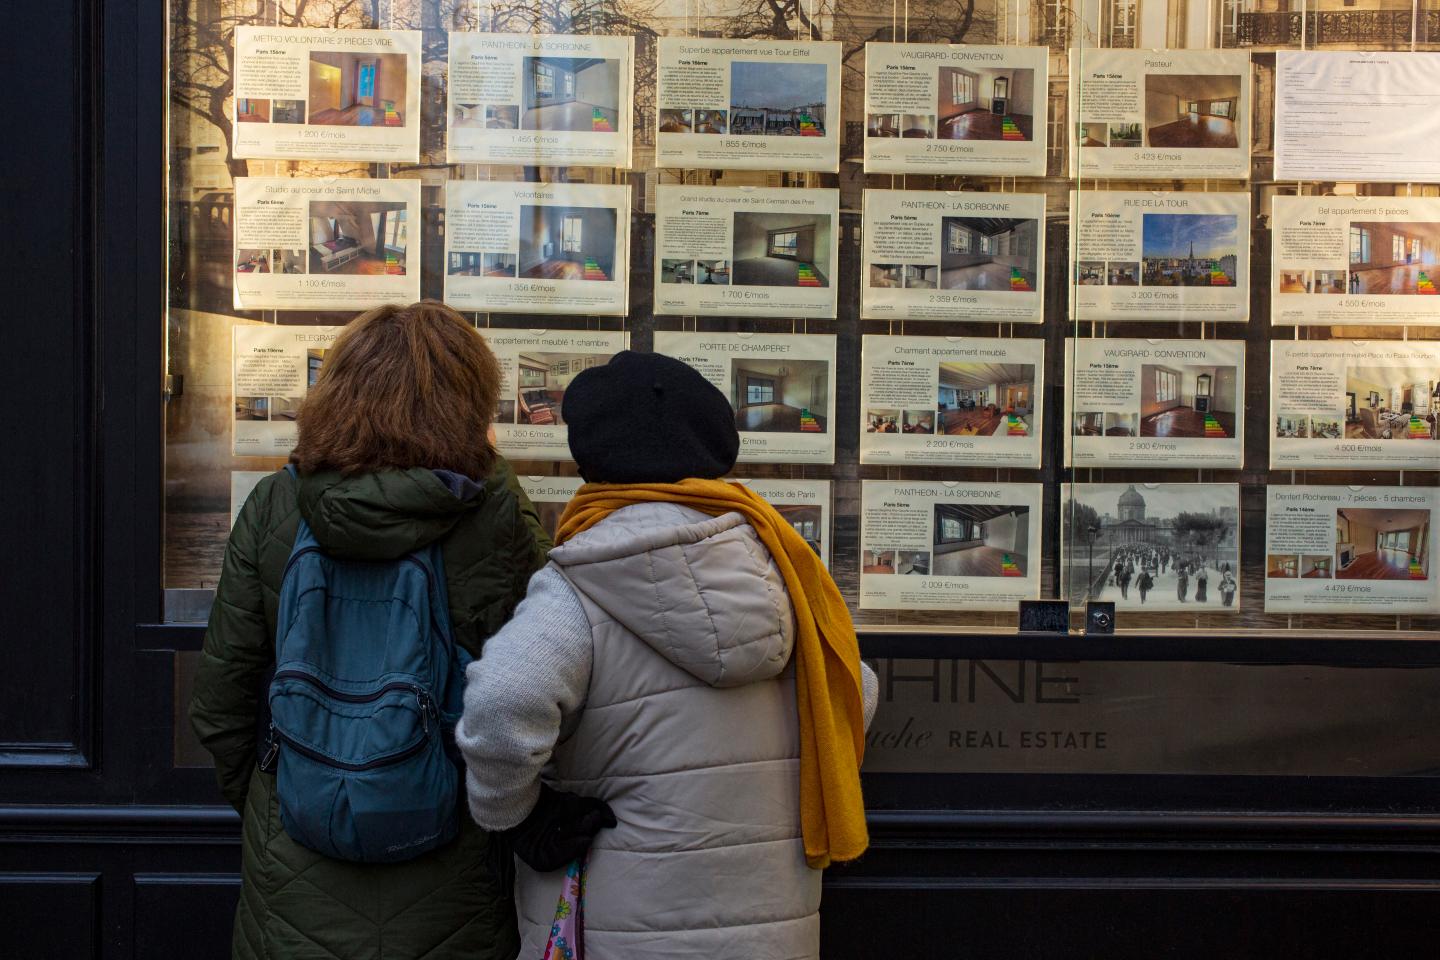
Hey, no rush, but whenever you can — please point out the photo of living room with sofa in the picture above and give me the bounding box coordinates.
[307,201,408,275]
[939,217,1039,292]
[731,213,832,287]
[936,362,1035,437]
[729,359,829,433]
[520,56,621,132]
[1341,363,1439,440]
[1336,508,1431,580]
[517,205,618,281]
[510,352,612,426]
[935,65,1035,142]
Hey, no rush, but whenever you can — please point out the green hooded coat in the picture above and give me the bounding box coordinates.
[189,460,551,960]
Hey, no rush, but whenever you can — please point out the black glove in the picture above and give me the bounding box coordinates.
[506,784,617,872]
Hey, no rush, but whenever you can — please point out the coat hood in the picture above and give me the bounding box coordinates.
[549,502,795,689]
[296,467,485,560]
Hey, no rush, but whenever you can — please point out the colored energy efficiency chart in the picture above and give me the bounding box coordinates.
[1203,414,1230,438]
[1001,554,1024,576]
[1009,268,1034,292]
[797,263,824,287]
[799,409,824,433]
[1001,116,1026,141]
[1419,271,1437,294]
[583,257,609,281]
[590,107,615,132]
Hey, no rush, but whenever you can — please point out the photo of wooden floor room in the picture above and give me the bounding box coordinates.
[307,51,407,126]
[308,201,408,275]
[936,362,1034,436]
[1349,222,1440,294]
[1345,363,1438,439]
[1336,508,1430,580]
[936,66,1034,141]
[452,103,519,130]
[728,61,827,136]
[518,206,617,281]
[939,217,1039,292]
[731,213,832,287]
[520,56,621,132]
[1144,74,1240,148]
[516,352,611,426]
[1266,554,1331,578]
[1139,362,1237,439]
[729,358,829,433]
[932,503,1029,577]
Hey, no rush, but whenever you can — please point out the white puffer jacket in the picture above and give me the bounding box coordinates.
[457,502,877,960]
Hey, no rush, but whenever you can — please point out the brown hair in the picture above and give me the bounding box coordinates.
[292,301,501,479]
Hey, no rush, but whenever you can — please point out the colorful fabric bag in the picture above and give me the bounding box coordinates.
[541,857,586,960]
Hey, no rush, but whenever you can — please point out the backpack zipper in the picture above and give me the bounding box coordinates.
[268,674,437,770]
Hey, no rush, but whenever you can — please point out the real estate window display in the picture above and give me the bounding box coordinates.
[158,0,1440,796]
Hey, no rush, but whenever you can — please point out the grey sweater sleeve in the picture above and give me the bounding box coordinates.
[456,564,593,832]
[861,661,879,732]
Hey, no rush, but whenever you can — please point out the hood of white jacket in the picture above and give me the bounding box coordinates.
[548,501,795,689]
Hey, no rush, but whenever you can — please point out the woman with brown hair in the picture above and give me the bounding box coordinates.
[190,301,550,960]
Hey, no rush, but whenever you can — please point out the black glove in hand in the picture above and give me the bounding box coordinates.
[506,784,617,872]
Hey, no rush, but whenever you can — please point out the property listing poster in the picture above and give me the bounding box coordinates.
[231,471,272,528]
[859,335,1044,468]
[1068,48,1251,180]
[447,33,634,168]
[1270,340,1440,470]
[1070,190,1250,323]
[653,331,837,464]
[859,481,1043,612]
[1065,338,1245,469]
[232,27,422,162]
[654,185,840,319]
[655,38,841,172]
[732,478,832,566]
[1271,196,1440,327]
[1063,483,1242,613]
[862,42,1048,176]
[232,324,341,456]
[232,177,421,311]
[487,329,628,461]
[1265,485,1440,615]
[516,475,584,540]
[1275,51,1440,183]
[861,190,1045,324]
[444,181,630,317]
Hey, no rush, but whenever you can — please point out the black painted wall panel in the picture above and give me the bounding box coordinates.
[0,0,88,757]
[134,874,239,960]
[1,873,100,959]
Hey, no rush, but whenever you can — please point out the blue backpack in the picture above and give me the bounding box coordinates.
[261,467,473,863]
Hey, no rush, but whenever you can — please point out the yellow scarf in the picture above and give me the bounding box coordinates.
[556,479,869,868]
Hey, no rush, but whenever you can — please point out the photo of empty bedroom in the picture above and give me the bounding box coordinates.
[939,217,1039,292]
[1345,362,1439,439]
[932,503,1029,577]
[731,213,832,287]
[516,352,611,426]
[1144,74,1240,148]
[729,358,829,433]
[1139,362,1237,439]
[520,57,621,132]
[728,61,827,136]
[1336,508,1430,580]
[777,504,825,557]
[936,362,1035,437]
[936,65,1034,141]
[1348,222,1440,294]
[445,252,518,277]
[518,206,618,281]
[308,201,408,275]
[307,51,406,126]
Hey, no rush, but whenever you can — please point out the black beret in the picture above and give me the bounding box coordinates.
[563,351,740,483]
